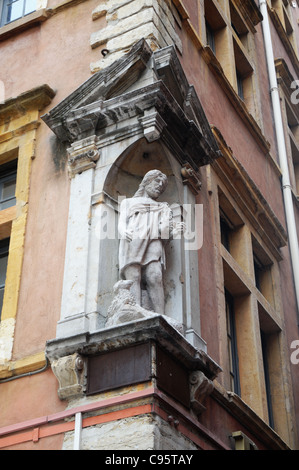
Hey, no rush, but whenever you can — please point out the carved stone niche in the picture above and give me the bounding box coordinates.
[42,39,221,347]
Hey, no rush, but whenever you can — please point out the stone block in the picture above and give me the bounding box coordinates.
[92,0,131,21]
[0,318,15,363]
[105,23,164,53]
[91,0,182,53]
[91,8,153,48]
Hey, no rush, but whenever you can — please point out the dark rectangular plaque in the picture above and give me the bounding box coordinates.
[156,345,190,408]
[87,342,152,395]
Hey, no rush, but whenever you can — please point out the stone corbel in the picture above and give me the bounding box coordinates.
[189,370,214,415]
[181,163,202,195]
[67,135,100,176]
[139,110,167,142]
[50,353,86,400]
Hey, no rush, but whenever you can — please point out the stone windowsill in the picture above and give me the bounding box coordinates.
[0,9,49,42]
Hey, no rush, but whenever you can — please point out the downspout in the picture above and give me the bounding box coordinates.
[259,0,299,316]
[73,412,82,450]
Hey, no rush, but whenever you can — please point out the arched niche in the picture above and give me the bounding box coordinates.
[95,137,201,340]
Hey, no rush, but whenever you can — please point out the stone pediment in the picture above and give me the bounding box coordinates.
[42,39,221,169]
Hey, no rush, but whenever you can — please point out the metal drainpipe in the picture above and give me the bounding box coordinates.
[73,412,82,450]
[259,0,299,316]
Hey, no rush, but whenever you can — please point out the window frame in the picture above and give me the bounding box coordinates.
[260,330,275,429]
[216,179,286,429]
[225,289,241,395]
[0,159,17,210]
[0,160,17,322]
[0,237,10,322]
[0,0,36,27]
[202,0,261,120]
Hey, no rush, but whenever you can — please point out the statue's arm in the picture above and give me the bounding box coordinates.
[118,199,133,241]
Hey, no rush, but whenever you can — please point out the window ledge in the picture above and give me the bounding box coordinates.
[0,9,49,42]
[269,7,299,75]
[212,381,290,450]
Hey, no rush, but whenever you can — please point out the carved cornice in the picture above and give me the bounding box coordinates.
[46,316,222,381]
[233,0,263,32]
[42,40,221,171]
[0,85,55,122]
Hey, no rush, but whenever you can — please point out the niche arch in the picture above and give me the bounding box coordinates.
[96,137,201,339]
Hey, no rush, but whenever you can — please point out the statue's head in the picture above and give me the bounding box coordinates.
[134,170,168,199]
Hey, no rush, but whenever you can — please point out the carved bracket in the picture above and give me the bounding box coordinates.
[181,163,202,195]
[50,353,86,400]
[189,370,214,414]
[67,136,100,176]
[139,111,167,142]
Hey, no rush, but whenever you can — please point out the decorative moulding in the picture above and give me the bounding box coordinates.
[0,85,55,122]
[67,136,100,176]
[46,315,221,401]
[42,39,221,172]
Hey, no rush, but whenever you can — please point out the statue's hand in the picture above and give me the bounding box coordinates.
[124,229,133,242]
[169,222,186,240]
[174,222,186,234]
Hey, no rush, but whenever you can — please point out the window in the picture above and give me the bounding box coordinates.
[220,211,232,251]
[214,128,296,439]
[0,159,17,321]
[285,100,299,195]
[204,0,227,64]
[0,159,17,210]
[202,0,261,118]
[260,330,275,429]
[275,59,299,196]
[229,1,254,105]
[0,0,36,26]
[217,184,283,426]
[0,238,9,321]
[236,70,244,100]
[205,20,216,54]
[252,236,275,306]
[271,0,298,53]
[225,290,241,395]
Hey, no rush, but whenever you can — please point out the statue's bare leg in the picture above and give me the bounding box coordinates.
[144,261,164,314]
[123,264,141,305]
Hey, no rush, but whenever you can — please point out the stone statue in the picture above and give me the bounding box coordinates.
[117,169,184,314]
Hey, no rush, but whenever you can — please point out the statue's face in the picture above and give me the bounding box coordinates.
[145,174,167,200]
